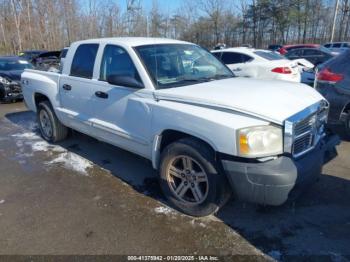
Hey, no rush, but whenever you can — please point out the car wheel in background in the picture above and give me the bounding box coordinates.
[0,85,5,102]
[345,113,350,139]
[37,100,68,142]
[159,137,231,217]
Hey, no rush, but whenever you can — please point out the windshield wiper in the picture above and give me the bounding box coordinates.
[179,77,213,82]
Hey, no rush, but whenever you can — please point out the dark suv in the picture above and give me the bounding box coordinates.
[315,50,350,136]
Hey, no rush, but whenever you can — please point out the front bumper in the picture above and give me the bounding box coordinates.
[221,134,340,206]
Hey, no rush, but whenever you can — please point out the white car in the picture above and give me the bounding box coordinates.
[21,38,338,217]
[212,47,301,82]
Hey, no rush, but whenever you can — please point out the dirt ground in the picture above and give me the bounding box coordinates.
[0,102,349,261]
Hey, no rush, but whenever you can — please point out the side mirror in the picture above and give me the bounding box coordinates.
[107,74,144,89]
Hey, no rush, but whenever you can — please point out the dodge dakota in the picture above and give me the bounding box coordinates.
[22,38,339,217]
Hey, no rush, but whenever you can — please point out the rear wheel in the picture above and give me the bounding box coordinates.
[159,138,231,217]
[37,101,68,142]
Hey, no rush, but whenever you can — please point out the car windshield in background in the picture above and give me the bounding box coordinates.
[254,51,284,60]
[135,44,234,89]
[319,46,333,54]
[0,60,34,71]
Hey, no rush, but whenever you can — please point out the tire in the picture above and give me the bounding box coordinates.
[345,113,350,139]
[37,100,68,142]
[0,85,5,101]
[159,137,231,217]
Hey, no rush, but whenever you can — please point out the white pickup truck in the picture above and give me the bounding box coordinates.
[22,38,339,217]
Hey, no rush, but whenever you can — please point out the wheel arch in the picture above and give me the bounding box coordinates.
[152,129,218,170]
[342,102,350,114]
[33,92,51,111]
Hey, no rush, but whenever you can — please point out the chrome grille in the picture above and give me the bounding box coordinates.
[292,113,316,156]
[285,100,328,158]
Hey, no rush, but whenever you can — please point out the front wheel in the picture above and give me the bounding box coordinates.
[37,101,68,142]
[159,138,231,217]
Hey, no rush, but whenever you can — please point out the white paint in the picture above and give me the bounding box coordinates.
[46,152,93,176]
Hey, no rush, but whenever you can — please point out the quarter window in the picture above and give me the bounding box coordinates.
[70,44,99,79]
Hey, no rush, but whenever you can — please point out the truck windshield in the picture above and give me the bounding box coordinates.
[135,44,234,89]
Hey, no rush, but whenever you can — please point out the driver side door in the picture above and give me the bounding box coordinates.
[88,44,152,158]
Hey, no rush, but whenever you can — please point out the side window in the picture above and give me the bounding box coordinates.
[286,49,301,57]
[70,44,99,79]
[303,49,321,56]
[221,52,242,64]
[212,52,222,60]
[100,45,141,84]
[333,43,341,48]
[324,44,331,48]
[241,54,253,63]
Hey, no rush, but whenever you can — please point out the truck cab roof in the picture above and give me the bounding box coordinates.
[72,37,192,48]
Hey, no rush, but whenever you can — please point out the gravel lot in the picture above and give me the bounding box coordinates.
[0,102,349,261]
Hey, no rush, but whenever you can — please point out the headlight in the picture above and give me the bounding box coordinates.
[237,125,283,157]
[0,76,11,85]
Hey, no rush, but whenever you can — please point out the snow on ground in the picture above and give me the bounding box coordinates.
[46,152,93,176]
[11,130,92,176]
[154,206,176,215]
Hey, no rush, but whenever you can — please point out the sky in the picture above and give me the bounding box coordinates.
[118,0,183,14]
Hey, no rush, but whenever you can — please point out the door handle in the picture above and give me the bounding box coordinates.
[95,91,108,99]
[62,84,72,91]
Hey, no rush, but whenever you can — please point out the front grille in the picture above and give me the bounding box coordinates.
[290,101,328,157]
[292,113,316,156]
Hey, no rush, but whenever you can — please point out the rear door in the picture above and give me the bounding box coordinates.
[221,52,252,76]
[59,43,99,132]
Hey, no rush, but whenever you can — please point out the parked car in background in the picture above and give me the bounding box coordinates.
[22,37,338,217]
[323,42,350,54]
[32,51,61,71]
[18,50,47,62]
[267,44,282,51]
[212,47,301,82]
[315,50,350,137]
[285,47,334,66]
[33,51,61,71]
[0,56,33,102]
[278,44,320,55]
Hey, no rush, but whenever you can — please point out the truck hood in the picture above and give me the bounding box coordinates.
[154,77,324,124]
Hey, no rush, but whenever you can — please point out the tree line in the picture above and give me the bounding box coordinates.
[0,0,349,55]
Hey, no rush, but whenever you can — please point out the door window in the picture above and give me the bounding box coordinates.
[70,44,99,79]
[212,52,222,60]
[285,49,302,58]
[100,45,141,84]
[303,49,322,56]
[221,52,243,64]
